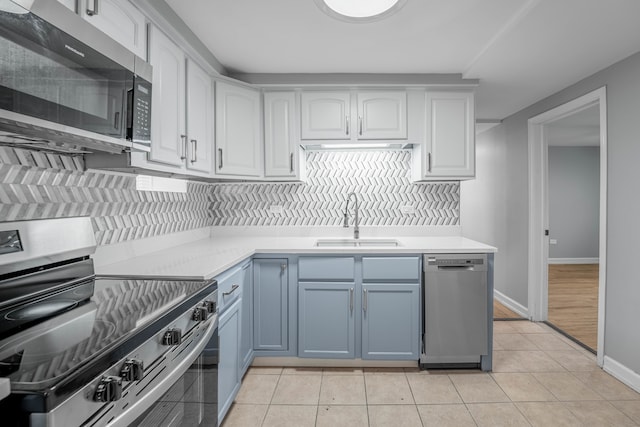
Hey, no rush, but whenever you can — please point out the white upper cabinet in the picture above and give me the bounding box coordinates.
[300,90,407,142]
[139,26,213,177]
[57,0,76,12]
[264,92,302,179]
[412,91,475,180]
[147,25,186,169]
[215,81,262,177]
[81,0,147,59]
[357,92,407,140]
[186,60,213,174]
[300,92,351,140]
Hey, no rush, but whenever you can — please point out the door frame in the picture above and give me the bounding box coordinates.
[527,86,607,366]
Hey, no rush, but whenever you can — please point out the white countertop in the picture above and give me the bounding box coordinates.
[95,229,496,281]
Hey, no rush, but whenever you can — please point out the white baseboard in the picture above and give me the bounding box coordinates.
[548,257,599,264]
[494,290,529,319]
[603,356,640,393]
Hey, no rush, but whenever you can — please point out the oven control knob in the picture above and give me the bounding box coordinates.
[94,376,123,402]
[202,300,217,314]
[192,306,208,322]
[120,359,144,382]
[162,328,182,346]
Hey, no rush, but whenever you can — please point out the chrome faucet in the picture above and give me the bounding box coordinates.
[343,192,360,239]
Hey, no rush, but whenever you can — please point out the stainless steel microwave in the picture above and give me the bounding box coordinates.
[0,0,152,153]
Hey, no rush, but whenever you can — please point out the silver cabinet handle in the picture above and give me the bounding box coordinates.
[345,116,350,135]
[190,139,197,164]
[349,288,354,314]
[289,153,294,173]
[427,152,432,173]
[218,148,223,169]
[86,0,99,16]
[359,116,363,135]
[363,289,368,313]
[281,263,287,272]
[223,284,239,296]
[180,134,187,160]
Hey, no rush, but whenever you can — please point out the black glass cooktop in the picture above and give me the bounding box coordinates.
[0,277,215,391]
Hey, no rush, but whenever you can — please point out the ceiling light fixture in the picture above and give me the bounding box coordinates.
[314,0,407,23]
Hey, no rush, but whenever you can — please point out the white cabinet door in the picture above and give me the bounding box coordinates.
[423,91,475,178]
[81,0,146,59]
[57,0,76,11]
[357,92,407,140]
[215,81,262,177]
[264,92,298,178]
[147,26,186,170]
[300,92,351,140]
[185,60,213,174]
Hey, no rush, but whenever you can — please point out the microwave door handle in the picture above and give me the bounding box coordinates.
[114,112,120,130]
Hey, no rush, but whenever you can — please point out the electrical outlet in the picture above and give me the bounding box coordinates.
[269,205,283,214]
[549,239,557,245]
[400,205,415,214]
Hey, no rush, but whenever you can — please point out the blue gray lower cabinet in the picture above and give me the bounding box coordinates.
[297,256,421,360]
[218,298,241,422]
[298,282,356,358]
[362,283,420,360]
[239,261,254,376]
[253,259,289,352]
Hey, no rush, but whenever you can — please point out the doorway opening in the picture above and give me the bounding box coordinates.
[527,87,607,365]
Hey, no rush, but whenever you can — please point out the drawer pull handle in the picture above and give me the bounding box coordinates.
[223,284,239,296]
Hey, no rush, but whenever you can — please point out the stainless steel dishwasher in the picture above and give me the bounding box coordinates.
[421,253,489,368]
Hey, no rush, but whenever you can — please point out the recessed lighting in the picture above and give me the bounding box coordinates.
[314,0,407,23]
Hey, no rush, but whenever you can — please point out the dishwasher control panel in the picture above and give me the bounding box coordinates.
[426,257,484,266]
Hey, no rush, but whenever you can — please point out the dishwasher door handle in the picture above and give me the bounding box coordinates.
[436,265,476,271]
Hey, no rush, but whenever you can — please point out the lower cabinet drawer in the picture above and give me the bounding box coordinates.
[362,256,420,281]
[298,256,355,281]
[217,262,247,312]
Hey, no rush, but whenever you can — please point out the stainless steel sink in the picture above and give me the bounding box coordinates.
[315,238,400,247]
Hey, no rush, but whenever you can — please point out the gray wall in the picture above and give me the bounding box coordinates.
[548,146,600,259]
[462,50,640,374]
[461,121,530,306]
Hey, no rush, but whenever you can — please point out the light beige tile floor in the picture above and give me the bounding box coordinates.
[221,320,640,426]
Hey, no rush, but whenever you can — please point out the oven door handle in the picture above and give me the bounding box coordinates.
[108,314,218,427]
[0,378,10,402]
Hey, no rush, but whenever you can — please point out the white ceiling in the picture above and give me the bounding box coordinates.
[165,0,640,120]
[546,104,600,147]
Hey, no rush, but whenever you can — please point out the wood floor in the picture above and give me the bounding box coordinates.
[493,300,523,319]
[548,263,599,351]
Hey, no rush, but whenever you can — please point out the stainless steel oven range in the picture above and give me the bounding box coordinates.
[0,218,218,427]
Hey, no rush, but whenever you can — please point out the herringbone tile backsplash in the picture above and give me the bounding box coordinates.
[0,147,212,245]
[211,150,459,226]
[0,148,459,246]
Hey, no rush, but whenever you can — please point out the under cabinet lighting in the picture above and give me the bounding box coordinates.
[0,0,29,14]
[136,175,187,193]
[321,143,392,149]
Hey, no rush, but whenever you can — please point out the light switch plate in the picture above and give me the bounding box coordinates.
[269,205,283,214]
[401,205,415,214]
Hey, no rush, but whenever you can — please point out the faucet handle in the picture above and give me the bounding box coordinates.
[343,212,349,228]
